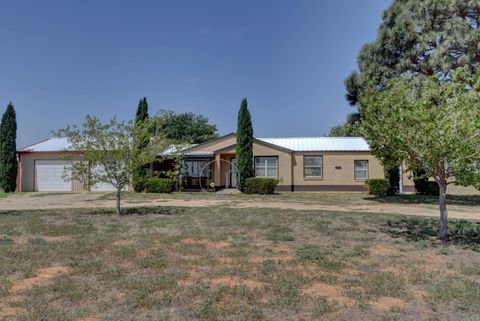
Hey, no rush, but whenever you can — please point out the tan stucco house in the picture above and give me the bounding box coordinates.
[17,133,415,192]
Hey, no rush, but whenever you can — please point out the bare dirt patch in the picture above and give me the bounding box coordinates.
[76,317,102,321]
[301,283,355,305]
[179,254,203,260]
[1,293,28,317]
[135,250,148,259]
[210,276,264,289]
[370,244,402,256]
[41,235,71,242]
[112,239,133,246]
[249,255,295,263]
[11,266,70,292]
[411,289,428,300]
[181,238,231,250]
[0,302,24,318]
[370,296,407,310]
[115,292,127,302]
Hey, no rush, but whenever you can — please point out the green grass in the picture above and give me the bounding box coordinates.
[265,225,295,241]
[0,205,479,320]
[0,190,8,199]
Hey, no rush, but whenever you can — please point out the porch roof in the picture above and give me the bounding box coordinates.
[159,144,214,157]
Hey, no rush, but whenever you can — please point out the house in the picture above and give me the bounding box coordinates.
[17,133,415,193]
[164,133,415,192]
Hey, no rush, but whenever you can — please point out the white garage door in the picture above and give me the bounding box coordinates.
[35,160,72,192]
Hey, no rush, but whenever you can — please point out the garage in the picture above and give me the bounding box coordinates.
[35,160,73,192]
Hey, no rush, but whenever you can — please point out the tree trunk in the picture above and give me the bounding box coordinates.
[438,181,448,241]
[115,188,121,215]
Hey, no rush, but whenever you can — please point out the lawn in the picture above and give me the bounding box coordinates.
[0,205,479,321]
[96,185,480,207]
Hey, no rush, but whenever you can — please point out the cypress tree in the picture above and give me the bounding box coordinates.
[135,97,149,123]
[132,97,150,192]
[0,102,18,192]
[236,98,254,192]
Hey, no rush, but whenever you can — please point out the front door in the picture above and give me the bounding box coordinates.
[230,158,237,188]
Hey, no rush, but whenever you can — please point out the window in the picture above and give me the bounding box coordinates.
[186,159,210,178]
[354,160,368,180]
[255,156,278,178]
[304,156,323,178]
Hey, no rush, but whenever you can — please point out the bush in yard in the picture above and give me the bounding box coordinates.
[244,177,278,194]
[144,177,173,193]
[425,182,439,196]
[366,179,390,196]
[415,180,439,196]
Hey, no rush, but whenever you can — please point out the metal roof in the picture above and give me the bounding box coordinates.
[18,138,73,152]
[257,137,370,152]
[19,136,371,153]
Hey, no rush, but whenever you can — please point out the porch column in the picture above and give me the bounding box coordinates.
[214,154,221,187]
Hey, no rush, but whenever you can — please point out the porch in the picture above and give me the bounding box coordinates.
[184,153,238,190]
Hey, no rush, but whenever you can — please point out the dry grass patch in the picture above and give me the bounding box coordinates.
[11,265,70,292]
[0,205,479,320]
[370,296,407,310]
[210,276,264,289]
[301,282,355,305]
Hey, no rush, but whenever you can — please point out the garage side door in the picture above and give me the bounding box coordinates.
[35,160,73,192]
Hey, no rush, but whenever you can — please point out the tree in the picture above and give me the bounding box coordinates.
[236,98,254,192]
[155,110,218,144]
[135,97,149,123]
[342,0,480,191]
[347,0,480,106]
[0,102,17,193]
[57,115,168,215]
[132,97,150,192]
[359,68,480,240]
[328,112,361,137]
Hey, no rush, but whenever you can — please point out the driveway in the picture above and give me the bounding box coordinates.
[0,192,479,220]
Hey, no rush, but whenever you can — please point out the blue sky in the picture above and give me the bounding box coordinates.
[0,0,391,147]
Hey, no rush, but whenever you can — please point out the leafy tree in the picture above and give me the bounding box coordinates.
[328,124,350,137]
[343,0,480,191]
[359,68,480,240]
[57,115,167,215]
[0,102,17,192]
[236,98,254,192]
[155,110,218,144]
[328,112,361,137]
[132,97,150,192]
[162,152,188,192]
[347,0,480,105]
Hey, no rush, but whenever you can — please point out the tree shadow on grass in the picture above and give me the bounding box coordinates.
[364,194,480,206]
[0,206,183,216]
[381,216,480,250]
